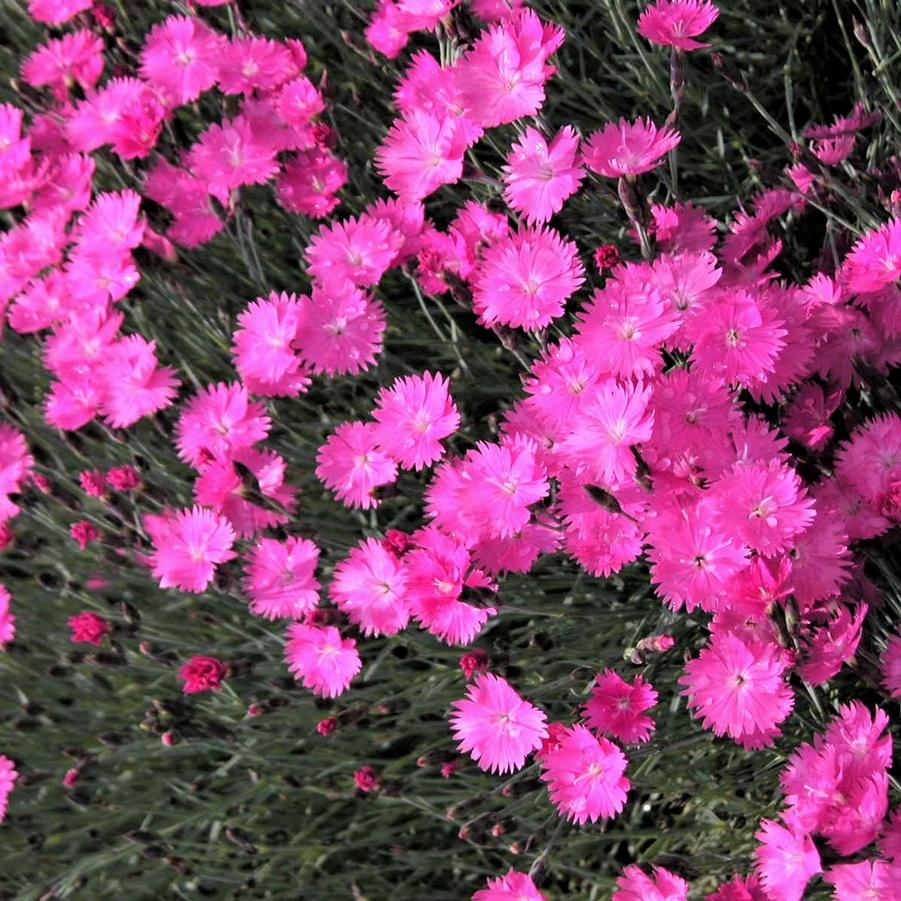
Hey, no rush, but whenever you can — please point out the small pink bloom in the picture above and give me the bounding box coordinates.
[613,864,689,901]
[459,650,490,679]
[178,655,228,694]
[70,521,101,550]
[68,611,110,645]
[583,670,658,744]
[284,623,361,698]
[79,470,106,498]
[353,765,380,793]
[583,118,681,178]
[473,869,547,900]
[62,768,80,789]
[106,465,140,491]
[637,0,720,51]
[316,717,337,736]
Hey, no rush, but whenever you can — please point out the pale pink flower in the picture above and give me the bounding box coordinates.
[450,673,547,774]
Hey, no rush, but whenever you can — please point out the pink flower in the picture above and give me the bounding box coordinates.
[0,755,17,824]
[502,126,584,224]
[276,147,347,218]
[613,865,689,901]
[295,282,386,376]
[232,292,306,387]
[284,623,361,698]
[243,537,321,620]
[68,611,110,645]
[70,521,100,550]
[583,670,658,744]
[450,673,548,774]
[27,0,91,24]
[79,470,106,498]
[376,110,466,201]
[315,421,397,509]
[372,371,460,470]
[824,860,898,900]
[305,215,402,289]
[0,585,16,648]
[539,724,630,824]
[406,527,497,645]
[680,631,794,749]
[583,118,681,178]
[754,817,821,901]
[472,869,547,901]
[459,649,490,679]
[353,765,381,793]
[106,465,140,492]
[711,460,815,556]
[330,538,410,637]
[472,224,585,331]
[558,379,654,486]
[882,633,901,698]
[455,10,564,128]
[637,0,720,51]
[178,655,228,694]
[175,383,270,469]
[62,768,80,789]
[216,36,297,95]
[188,116,279,199]
[841,218,901,295]
[139,15,223,106]
[21,30,104,99]
[151,506,237,594]
[574,268,679,378]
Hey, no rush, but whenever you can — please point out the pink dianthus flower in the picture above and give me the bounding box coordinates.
[284,623,361,698]
[178,655,227,694]
[583,118,680,178]
[583,670,657,744]
[637,0,720,51]
[243,537,320,620]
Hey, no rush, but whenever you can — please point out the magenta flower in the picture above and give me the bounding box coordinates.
[583,118,681,178]
[232,292,306,388]
[0,585,14,649]
[613,864,689,901]
[67,611,110,645]
[539,724,630,824]
[178,655,228,694]
[637,0,720,51]
[583,670,658,745]
[243,537,321,621]
[753,817,821,901]
[450,673,548,774]
[473,869,547,900]
[0,755,18,824]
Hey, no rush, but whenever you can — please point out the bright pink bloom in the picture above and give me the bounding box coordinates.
[284,623,361,698]
[704,874,766,901]
[178,656,228,694]
[243,537,320,620]
[613,865,689,901]
[232,292,306,387]
[0,755,17,823]
[305,216,402,289]
[472,225,585,331]
[637,0,720,51]
[583,670,657,744]
[824,860,898,900]
[79,470,106,498]
[139,16,223,106]
[680,631,793,749]
[583,118,680,178]
[574,268,679,378]
[68,611,110,645]
[315,421,397,509]
[216,36,297,95]
[371,371,460,470]
[0,585,15,648]
[558,380,654,486]
[450,673,547,774]
[27,0,91,24]
[295,282,386,376]
[842,218,901,295]
[539,724,630,824]
[276,148,347,218]
[650,201,718,253]
[472,869,547,901]
[455,10,564,128]
[150,506,237,593]
[459,650,490,679]
[70,520,100,550]
[376,110,466,201]
[21,30,104,99]
[754,817,821,901]
[502,126,584,224]
[62,768,80,789]
[331,538,410,637]
[175,383,270,468]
